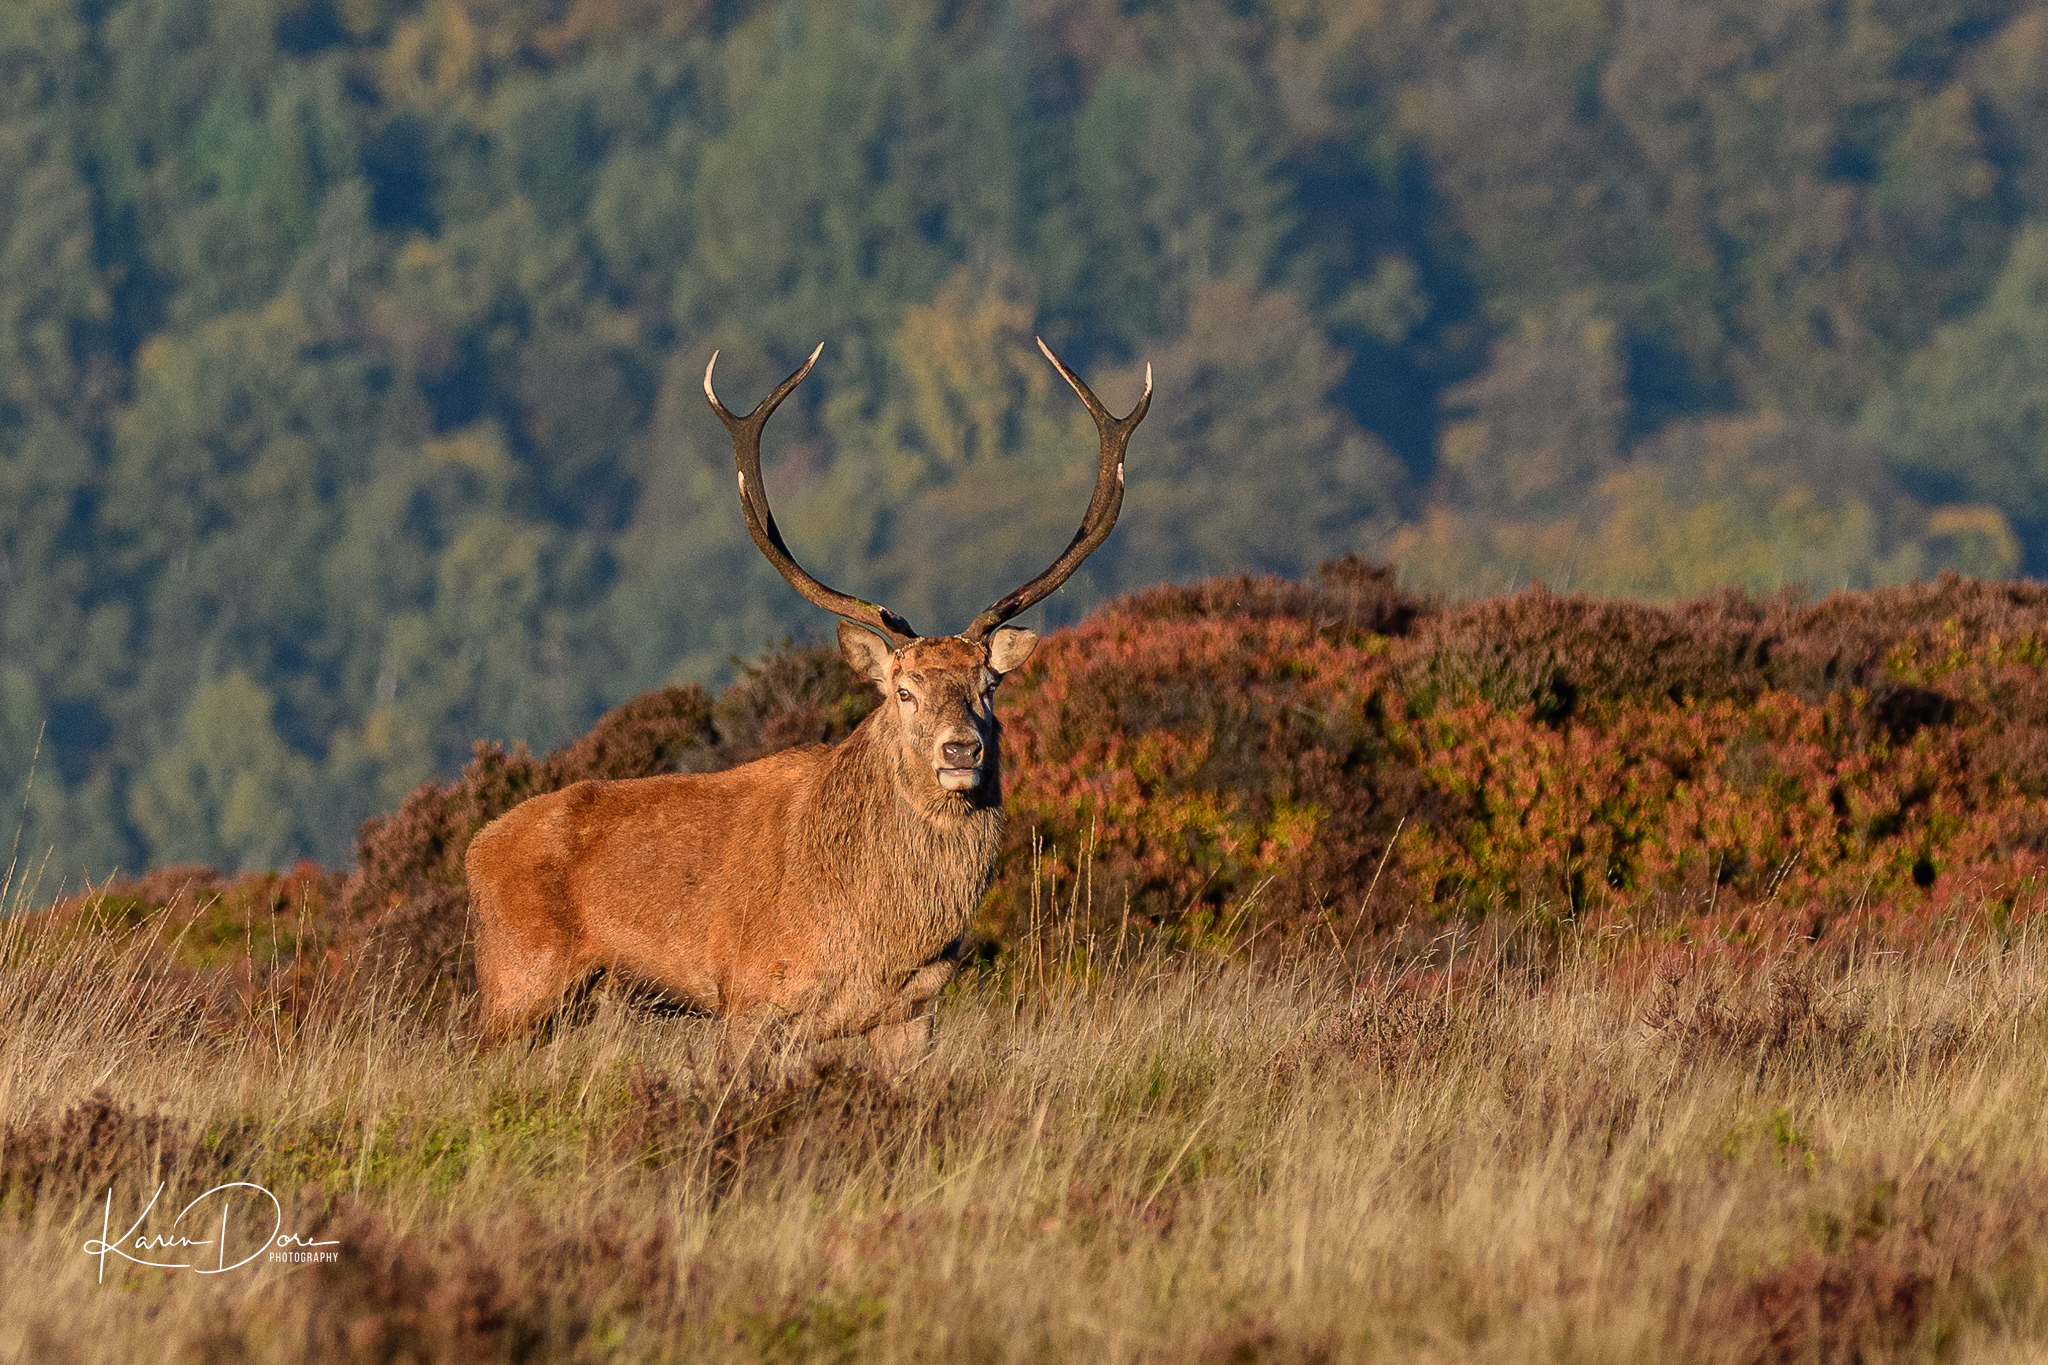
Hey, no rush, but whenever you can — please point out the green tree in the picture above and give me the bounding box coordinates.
[1434,296,1626,519]
[1103,280,1409,592]
[165,60,357,324]
[1588,418,2012,599]
[129,670,312,872]
[846,256,1103,633]
[1861,222,2048,558]
[673,1,1026,363]
[1053,53,1292,347]
[601,347,799,688]
[1972,10,2048,221]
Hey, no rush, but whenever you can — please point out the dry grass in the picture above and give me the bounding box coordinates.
[1,878,2045,1363]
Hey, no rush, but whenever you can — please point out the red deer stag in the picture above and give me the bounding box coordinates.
[466,339,1149,1067]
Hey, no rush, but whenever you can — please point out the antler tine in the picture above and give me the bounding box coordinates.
[962,339,1151,641]
[705,345,919,647]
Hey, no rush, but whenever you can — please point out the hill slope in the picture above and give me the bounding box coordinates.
[38,563,2048,1012]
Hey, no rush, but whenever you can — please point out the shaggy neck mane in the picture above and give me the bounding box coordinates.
[801,707,1006,944]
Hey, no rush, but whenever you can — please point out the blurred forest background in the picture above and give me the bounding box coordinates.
[5,0,2048,883]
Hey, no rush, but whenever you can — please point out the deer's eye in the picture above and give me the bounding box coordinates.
[897,688,914,703]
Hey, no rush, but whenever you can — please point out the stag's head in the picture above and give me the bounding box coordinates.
[704,337,1150,806]
[835,624,1036,801]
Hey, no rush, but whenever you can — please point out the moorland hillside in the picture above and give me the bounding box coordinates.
[33,561,2048,1017]
[4,568,2046,1363]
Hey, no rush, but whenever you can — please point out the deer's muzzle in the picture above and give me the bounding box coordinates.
[937,737,983,790]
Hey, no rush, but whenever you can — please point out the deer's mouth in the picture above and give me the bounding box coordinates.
[936,766,981,792]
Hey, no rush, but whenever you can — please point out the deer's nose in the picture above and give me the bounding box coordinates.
[941,739,982,768]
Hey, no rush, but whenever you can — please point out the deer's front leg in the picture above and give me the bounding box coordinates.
[863,956,960,1073]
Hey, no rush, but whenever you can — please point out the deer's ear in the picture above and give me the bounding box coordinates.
[988,626,1038,675]
[838,621,893,685]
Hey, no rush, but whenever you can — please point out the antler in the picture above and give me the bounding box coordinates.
[705,344,919,647]
[962,338,1151,641]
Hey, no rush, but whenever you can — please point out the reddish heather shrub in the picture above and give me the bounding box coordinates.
[1705,1156,2048,1365]
[27,862,344,1028]
[1188,1321,1337,1365]
[1739,1246,1934,1365]
[616,1062,981,1198]
[227,1186,687,1359]
[320,564,2048,983]
[47,861,341,936]
[705,633,879,762]
[1407,573,2048,715]
[63,560,2048,1000]
[996,606,1405,937]
[1114,554,1425,641]
[1402,586,1783,720]
[0,1092,235,1214]
[1263,986,1457,1087]
[1642,964,1869,1065]
[290,1206,548,1363]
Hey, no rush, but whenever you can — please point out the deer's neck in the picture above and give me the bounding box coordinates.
[807,713,1005,956]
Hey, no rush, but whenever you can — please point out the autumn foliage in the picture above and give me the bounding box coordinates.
[47,561,2048,1002]
[1000,560,2048,961]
